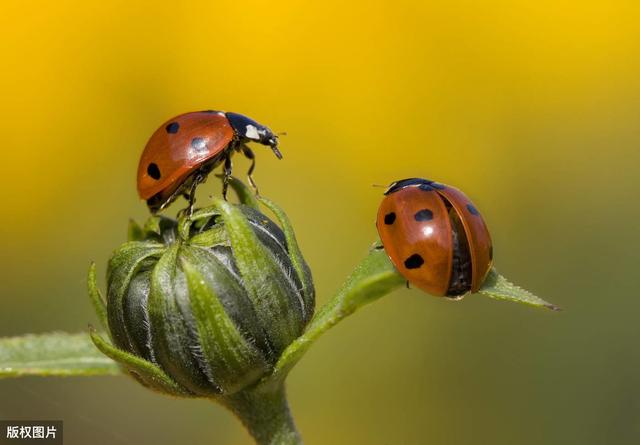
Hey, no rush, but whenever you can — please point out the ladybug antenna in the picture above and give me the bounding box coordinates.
[372,183,387,188]
[276,131,287,136]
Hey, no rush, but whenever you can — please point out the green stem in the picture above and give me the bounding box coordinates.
[223,382,301,445]
[271,246,405,380]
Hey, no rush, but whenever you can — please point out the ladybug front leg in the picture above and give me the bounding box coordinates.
[222,154,233,200]
[240,144,259,195]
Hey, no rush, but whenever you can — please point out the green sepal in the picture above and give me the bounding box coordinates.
[177,206,232,247]
[212,197,305,354]
[178,207,221,241]
[89,328,191,397]
[185,246,276,363]
[188,226,229,247]
[128,219,145,242]
[143,215,164,236]
[182,248,270,394]
[147,244,221,396]
[107,242,164,352]
[227,175,261,210]
[479,268,560,311]
[142,216,178,244]
[87,263,108,331]
[258,196,315,324]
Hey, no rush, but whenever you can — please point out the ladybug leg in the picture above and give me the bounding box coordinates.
[185,173,204,217]
[241,144,259,195]
[185,182,197,217]
[222,154,233,200]
[406,280,411,289]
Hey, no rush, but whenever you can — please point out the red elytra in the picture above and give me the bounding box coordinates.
[137,110,281,213]
[376,178,493,297]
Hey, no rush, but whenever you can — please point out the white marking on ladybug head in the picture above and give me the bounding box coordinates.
[245,124,260,140]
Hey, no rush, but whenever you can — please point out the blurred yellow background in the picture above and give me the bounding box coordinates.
[1,0,639,444]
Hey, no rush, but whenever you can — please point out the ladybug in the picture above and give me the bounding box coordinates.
[137,110,282,213]
[376,178,493,297]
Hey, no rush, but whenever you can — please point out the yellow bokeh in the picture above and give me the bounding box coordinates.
[1,1,639,444]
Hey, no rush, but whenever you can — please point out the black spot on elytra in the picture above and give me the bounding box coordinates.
[414,209,433,221]
[419,184,434,192]
[165,122,180,134]
[147,163,161,180]
[384,212,396,225]
[191,137,207,150]
[404,254,424,269]
[466,204,480,216]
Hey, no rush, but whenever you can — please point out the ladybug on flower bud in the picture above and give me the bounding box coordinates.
[137,110,282,213]
[376,178,493,297]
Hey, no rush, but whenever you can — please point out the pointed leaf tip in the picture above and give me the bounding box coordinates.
[128,219,145,241]
[226,175,261,210]
[479,268,560,311]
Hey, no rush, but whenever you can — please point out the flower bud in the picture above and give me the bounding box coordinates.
[88,195,315,398]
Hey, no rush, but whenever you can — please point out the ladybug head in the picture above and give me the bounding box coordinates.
[226,112,283,159]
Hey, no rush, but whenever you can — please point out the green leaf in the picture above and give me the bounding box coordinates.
[479,268,560,311]
[271,245,405,380]
[0,332,121,378]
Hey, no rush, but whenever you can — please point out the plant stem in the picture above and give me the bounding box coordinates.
[223,382,302,445]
